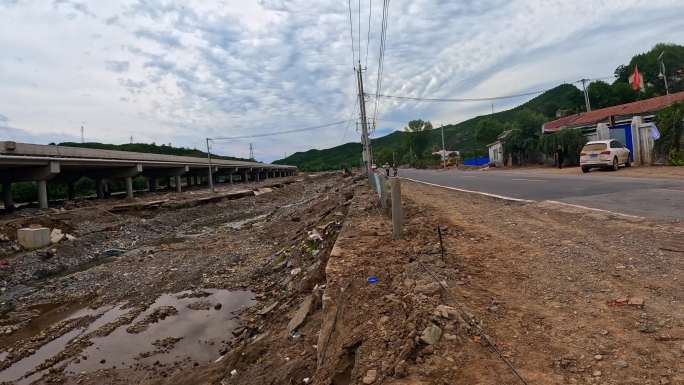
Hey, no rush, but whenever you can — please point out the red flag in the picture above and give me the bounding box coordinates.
[629,64,643,92]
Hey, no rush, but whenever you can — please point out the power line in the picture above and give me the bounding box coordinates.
[347,0,356,66]
[210,120,352,141]
[370,88,548,103]
[372,0,390,131]
[365,0,372,69]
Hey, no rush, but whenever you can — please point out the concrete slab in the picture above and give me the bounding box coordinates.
[17,227,50,249]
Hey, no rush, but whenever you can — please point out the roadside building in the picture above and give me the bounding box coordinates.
[487,130,512,167]
[542,91,684,165]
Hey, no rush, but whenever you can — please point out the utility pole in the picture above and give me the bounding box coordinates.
[658,51,670,95]
[440,124,446,169]
[580,78,592,112]
[206,138,215,193]
[491,103,494,114]
[249,143,254,161]
[80,124,84,143]
[356,62,372,174]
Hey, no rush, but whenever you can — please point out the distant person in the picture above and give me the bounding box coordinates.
[392,164,398,177]
[555,145,565,169]
[383,163,390,177]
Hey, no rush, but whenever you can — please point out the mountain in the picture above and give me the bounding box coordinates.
[57,142,251,162]
[274,83,584,171]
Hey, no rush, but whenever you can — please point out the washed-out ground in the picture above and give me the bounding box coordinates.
[1,173,682,385]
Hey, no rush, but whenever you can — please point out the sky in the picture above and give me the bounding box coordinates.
[1,0,684,162]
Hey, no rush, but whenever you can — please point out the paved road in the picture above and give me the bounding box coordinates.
[399,168,684,221]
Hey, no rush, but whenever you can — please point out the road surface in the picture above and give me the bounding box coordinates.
[399,168,684,221]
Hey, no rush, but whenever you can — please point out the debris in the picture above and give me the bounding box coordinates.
[50,228,65,244]
[420,324,443,345]
[303,378,310,384]
[290,268,302,276]
[17,227,51,249]
[104,248,126,257]
[307,229,323,242]
[362,369,377,384]
[288,295,313,334]
[413,282,441,295]
[367,276,379,284]
[257,301,279,316]
[230,369,238,377]
[0,233,9,242]
[214,303,222,310]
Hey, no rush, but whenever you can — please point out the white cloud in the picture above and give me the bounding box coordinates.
[0,0,683,161]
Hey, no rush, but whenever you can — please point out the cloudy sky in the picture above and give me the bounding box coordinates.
[1,0,683,161]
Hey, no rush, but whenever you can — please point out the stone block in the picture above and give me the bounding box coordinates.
[17,227,51,250]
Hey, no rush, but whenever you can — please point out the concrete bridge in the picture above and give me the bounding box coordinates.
[0,141,297,210]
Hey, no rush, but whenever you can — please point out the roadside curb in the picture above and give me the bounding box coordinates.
[399,177,535,203]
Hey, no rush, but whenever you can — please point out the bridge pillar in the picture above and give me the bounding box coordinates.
[67,180,76,200]
[186,175,192,187]
[95,178,105,199]
[37,180,48,209]
[149,177,158,192]
[175,176,182,192]
[2,182,14,212]
[126,177,134,198]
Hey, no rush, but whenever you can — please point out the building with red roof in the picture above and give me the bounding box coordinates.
[541,92,684,165]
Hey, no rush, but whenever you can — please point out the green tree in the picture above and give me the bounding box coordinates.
[475,118,505,145]
[588,81,617,109]
[539,128,588,166]
[403,119,434,165]
[654,101,684,165]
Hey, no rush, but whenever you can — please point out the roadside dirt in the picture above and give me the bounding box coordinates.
[399,180,684,384]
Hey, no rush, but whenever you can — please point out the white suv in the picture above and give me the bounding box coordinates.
[580,140,631,173]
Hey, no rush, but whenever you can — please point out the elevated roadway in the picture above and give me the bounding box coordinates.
[0,141,296,210]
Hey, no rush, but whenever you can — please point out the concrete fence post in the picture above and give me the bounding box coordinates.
[391,178,402,240]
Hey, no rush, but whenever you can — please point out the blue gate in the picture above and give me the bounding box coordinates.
[463,155,490,166]
[610,123,634,160]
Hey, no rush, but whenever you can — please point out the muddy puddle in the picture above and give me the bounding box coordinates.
[0,304,127,384]
[0,289,254,384]
[66,289,254,374]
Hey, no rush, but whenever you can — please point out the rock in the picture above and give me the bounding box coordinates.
[50,228,65,244]
[214,303,222,310]
[614,360,629,368]
[307,230,323,242]
[394,360,407,378]
[362,369,377,384]
[420,324,442,345]
[628,297,645,307]
[65,234,77,241]
[414,282,441,295]
[660,377,670,385]
[594,354,603,361]
[433,305,458,319]
[0,233,9,242]
[592,370,602,377]
[290,268,302,276]
[17,227,51,250]
[288,295,313,334]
